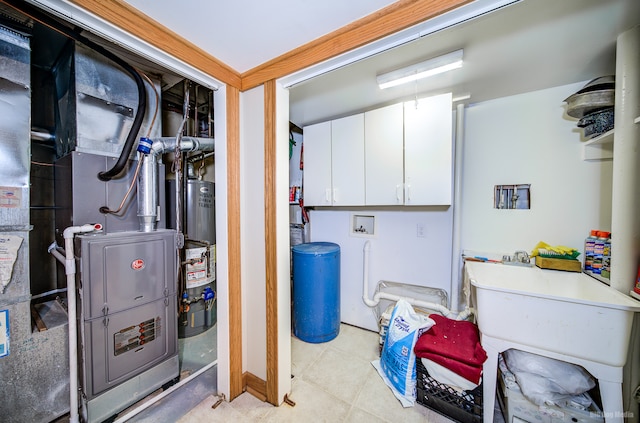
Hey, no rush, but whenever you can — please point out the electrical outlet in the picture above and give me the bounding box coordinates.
[416,223,426,238]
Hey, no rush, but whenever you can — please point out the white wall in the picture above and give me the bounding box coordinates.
[213,85,230,398]
[240,86,267,380]
[275,82,292,403]
[460,82,613,260]
[309,207,453,332]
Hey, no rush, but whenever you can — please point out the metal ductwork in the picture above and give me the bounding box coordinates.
[138,136,214,232]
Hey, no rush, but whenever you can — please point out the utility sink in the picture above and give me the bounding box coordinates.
[466,261,640,366]
[464,261,640,423]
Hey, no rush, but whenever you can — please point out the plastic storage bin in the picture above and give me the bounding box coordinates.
[292,242,340,343]
[416,358,483,423]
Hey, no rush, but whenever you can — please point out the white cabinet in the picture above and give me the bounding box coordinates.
[302,121,332,206]
[304,93,452,207]
[403,93,453,206]
[303,114,365,206]
[365,103,404,205]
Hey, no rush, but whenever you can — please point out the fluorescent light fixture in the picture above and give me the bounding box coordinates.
[377,49,463,89]
[452,93,471,102]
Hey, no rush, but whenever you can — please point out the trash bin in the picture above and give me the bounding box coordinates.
[292,242,340,343]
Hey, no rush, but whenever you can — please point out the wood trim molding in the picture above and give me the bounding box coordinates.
[243,372,268,402]
[263,80,279,405]
[226,85,244,400]
[68,0,242,88]
[240,0,472,90]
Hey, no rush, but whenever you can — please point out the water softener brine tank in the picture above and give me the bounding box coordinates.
[292,242,340,343]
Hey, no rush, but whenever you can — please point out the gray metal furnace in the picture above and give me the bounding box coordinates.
[77,229,178,423]
[50,41,179,422]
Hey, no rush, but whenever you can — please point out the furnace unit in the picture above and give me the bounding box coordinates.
[52,41,180,422]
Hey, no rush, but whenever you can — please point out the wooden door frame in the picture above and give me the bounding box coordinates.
[61,0,471,406]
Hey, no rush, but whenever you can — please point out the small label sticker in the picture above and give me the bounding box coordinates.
[0,309,9,358]
[131,259,145,270]
[0,187,21,208]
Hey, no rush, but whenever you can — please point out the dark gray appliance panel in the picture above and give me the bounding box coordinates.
[83,295,178,398]
[80,230,176,319]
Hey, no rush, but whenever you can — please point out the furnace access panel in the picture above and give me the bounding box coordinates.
[78,230,178,398]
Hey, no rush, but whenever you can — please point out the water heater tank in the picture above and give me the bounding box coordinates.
[167,178,216,338]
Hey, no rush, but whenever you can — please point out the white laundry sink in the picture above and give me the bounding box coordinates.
[465,261,640,367]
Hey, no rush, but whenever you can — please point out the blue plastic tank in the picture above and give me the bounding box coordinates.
[292,242,340,343]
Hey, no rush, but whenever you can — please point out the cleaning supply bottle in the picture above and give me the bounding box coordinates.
[601,233,611,279]
[584,230,598,272]
[592,231,609,275]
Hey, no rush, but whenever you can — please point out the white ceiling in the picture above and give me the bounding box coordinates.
[124,0,398,73]
[124,0,639,128]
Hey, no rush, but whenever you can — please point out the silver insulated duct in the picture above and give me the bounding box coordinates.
[138,136,214,232]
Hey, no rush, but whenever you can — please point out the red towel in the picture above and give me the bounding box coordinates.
[414,314,487,384]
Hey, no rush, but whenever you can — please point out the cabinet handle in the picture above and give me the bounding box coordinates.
[396,184,402,203]
[406,184,411,203]
[333,188,337,204]
[325,188,331,204]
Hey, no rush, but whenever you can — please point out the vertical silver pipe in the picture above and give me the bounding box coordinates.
[137,137,214,232]
[610,25,640,294]
[208,90,214,138]
[138,154,158,232]
[195,84,199,137]
[450,103,465,311]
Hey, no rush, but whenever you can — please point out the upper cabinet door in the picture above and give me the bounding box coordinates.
[404,93,453,206]
[331,113,365,206]
[365,103,404,205]
[303,121,332,206]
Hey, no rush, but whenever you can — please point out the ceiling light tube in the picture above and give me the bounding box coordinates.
[377,49,463,89]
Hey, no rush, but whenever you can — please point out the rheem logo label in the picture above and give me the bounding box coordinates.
[131,259,145,270]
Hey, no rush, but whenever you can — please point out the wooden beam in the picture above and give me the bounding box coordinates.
[68,0,242,89]
[226,85,244,400]
[263,79,279,405]
[241,0,472,91]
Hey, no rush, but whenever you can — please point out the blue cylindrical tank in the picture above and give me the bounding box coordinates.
[292,242,340,343]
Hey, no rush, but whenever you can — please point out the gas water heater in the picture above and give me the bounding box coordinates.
[168,166,217,338]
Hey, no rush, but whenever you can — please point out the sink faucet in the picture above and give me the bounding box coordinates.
[513,250,530,264]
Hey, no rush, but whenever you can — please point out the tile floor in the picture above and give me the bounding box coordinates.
[178,323,458,422]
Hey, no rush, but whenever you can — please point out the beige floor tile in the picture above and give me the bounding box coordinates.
[354,367,431,423]
[177,395,244,422]
[300,346,371,403]
[344,406,388,423]
[291,335,328,378]
[226,391,275,420]
[262,378,351,422]
[329,323,380,362]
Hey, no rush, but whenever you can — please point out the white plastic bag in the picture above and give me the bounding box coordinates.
[372,299,435,407]
[503,349,596,406]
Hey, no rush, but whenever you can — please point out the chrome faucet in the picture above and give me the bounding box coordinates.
[513,250,530,264]
[502,250,532,266]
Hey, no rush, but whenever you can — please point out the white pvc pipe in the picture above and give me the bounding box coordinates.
[610,25,640,294]
[450,103,465,311]
[47,242,65,265]
[50,223,103,423]
[362,241,473,320]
